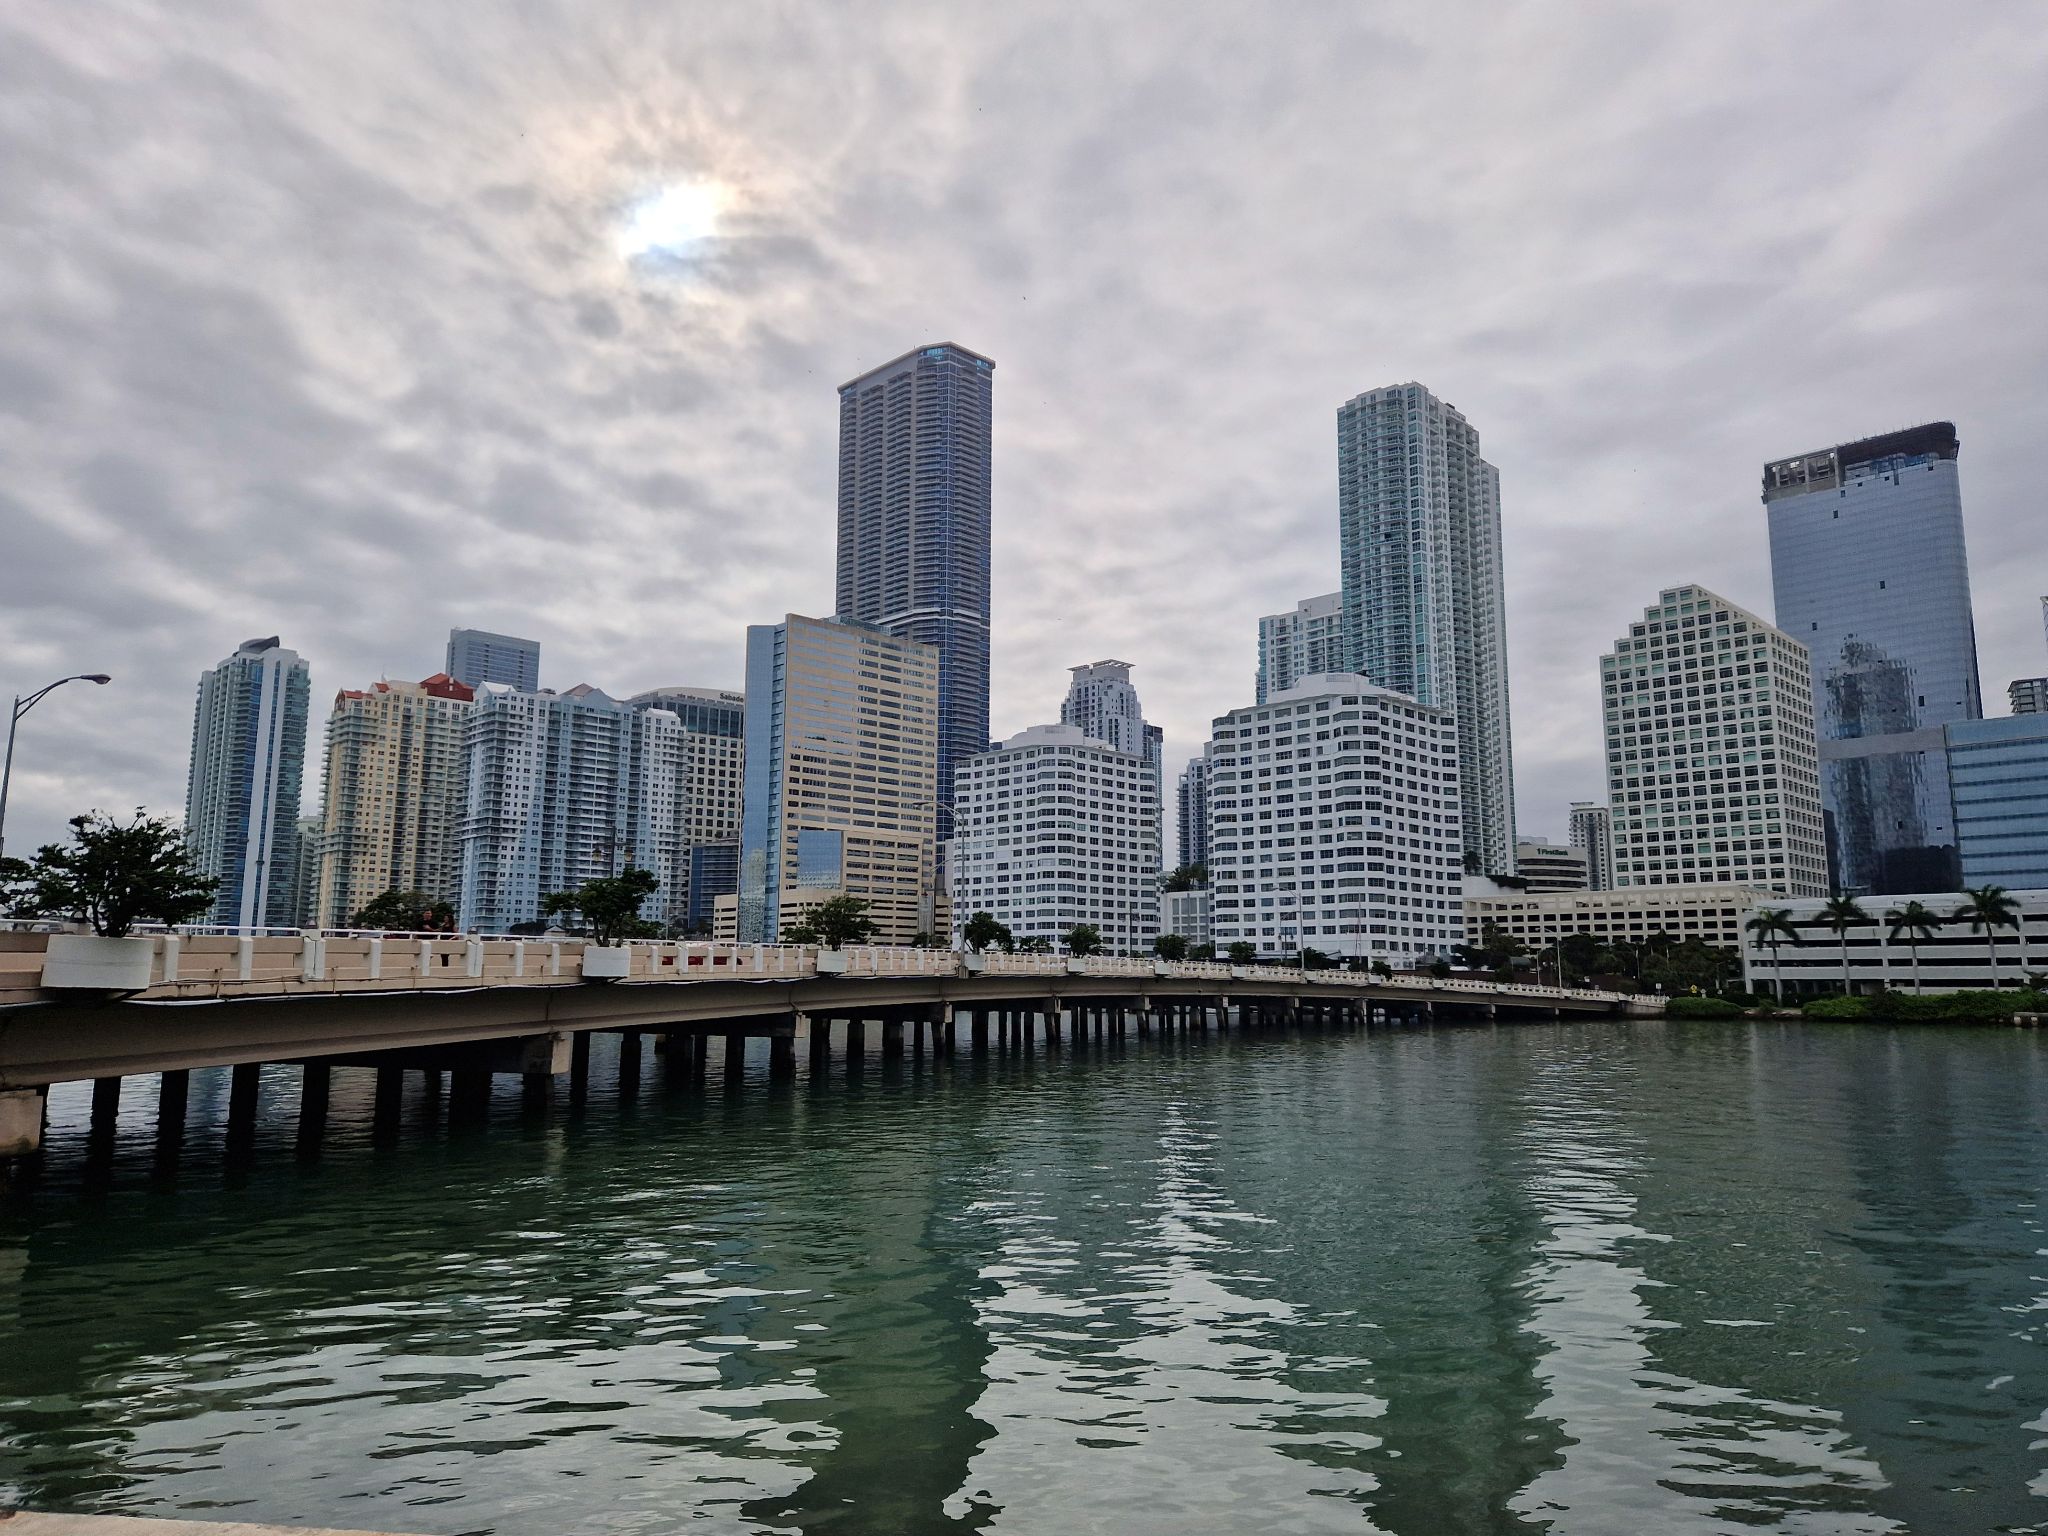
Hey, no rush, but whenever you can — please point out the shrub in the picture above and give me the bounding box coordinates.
[1802,995,1871,1020]
[1666,996,1743,1019]
[1868,988,2048,1022]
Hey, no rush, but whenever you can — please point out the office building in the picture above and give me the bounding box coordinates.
[184,636,311,930]
[2010,678,2048,715]
[1743,887,2048,997]
[285,816,323,930]
[950,722,1160,954]
[1462,877,1760,953]
[316,674,476,927]
[1946,715,2048,891]
[1601,585,1827,897]
[1207,674,1462,962]
[686,842,739,934]
[1164,886,1214,948]
[1337,383,1514,874]
[445,629,540,692]
[629,686,745,923]
[1061,659,1164,869]
[458,684,686,932]
[1257,592,1344,704]
[738,615,940,944]
[836,342,993,839]
[1569,801,1615,891]
[1514,837,1589,892]
[1176,752,1211,870]
[1764,422,1982,893]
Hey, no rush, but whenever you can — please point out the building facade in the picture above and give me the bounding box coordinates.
[316,674,475,927]
[1463,878,1760,953]
[1601,585,1827,897]
[2010,678,2048,715]
[835,342,993,840]
[1175,752,1211,870]
[1568,801,1615,890]
[445,629,540,692]
[1061,659,1163,869]
[1256,592,1344,704]
[457,685,686,933]
[1764,422,1982,894]
[738,615,940,945]
[1207,674,1462,962]
[628,686,745,923]
[950,723,1160,954]
[184,636,311,930]
[686,842,739,934]
[1514,838,1590,892]
[1336,383,1514,875]
[1946,715,2048,891]
[1742,887,2048,996]
[1164,886,1214,948]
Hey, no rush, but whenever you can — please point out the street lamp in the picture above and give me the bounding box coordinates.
[0,673,112,862]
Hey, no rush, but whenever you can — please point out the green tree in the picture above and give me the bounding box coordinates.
[1063,924,1104,957]
[541,865,661,945]
[1370,958,1394,980]
[351,888,455,932]
[1559,930,1607,985]
[1299,946,1335,971]
[1883,900,1943,993]
[1018,935,1053,955]
[1956,885,2021,988]
[1227,941,1258,965]
[1816,896,1870,996]
[1743,907,1803,1003]
[1189,941,1216,961]
[1162,862,1209,892]
[1153,932,1190,962]
[962,911,1014,954]
[782,894,879,950]
[1427,958,1452,979]
[6,810,217,937]
[1455,920,1527,975]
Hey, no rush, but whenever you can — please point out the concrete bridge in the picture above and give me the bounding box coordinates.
[0,930,1656,1159]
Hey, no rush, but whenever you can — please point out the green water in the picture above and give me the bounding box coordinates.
[2,1021,2044,1534]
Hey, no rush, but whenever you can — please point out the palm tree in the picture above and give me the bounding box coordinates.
[1817,896,1871,997]
[1744,907,1803,1004]
[1883,901,1942,994]
[1957,885,2021,989]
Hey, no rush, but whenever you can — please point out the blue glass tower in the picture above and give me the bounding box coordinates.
[835,343,993,840]
[1765,422,1983,894]
[185,636,310,929]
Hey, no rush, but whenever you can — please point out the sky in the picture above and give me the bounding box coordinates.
[3,0,2045,859]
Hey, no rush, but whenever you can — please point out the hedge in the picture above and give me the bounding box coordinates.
[1801,989,2048,1023]
[1665,996,1745,1019]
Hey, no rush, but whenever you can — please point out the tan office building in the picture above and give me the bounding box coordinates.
[1463,877,1761,952]
[737,615,940,945]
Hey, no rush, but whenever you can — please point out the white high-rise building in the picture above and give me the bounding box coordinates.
[458,685,688,932]
[1337,383,1514,875]
[1601,584,1827,897]
[1256,592,1344,704]
[950,723,1159,954]
[1568,801,1615,890]
[1207,674,1462,962]
[628,687,745,924]
[185,636,310,930]
[1061,660,1163,869]
[1514,837,1589,892]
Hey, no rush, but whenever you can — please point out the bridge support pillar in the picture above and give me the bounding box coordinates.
[803,1014,828,1073]
[770,1033,795,1082]
[881,1018,905,1060]
[971,1011,989,1053]
[725,1032,747,1084]
[847,1018,867,1061]
[372,1066,402,1140]
[0,1088,46,1158]
[618,1031,641,1095]
[227,1063,261,1145]
[570,1031,591,1098]
[298,1063,332,1151]
[90,1076,121,1148]
[157,1069,190,1148]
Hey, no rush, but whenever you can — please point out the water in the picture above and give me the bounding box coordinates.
[2,1021,2045,1534]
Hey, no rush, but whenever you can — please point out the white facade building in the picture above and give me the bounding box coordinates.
[951,723,1160,953]
[1061,660,1163,870]
[1256,592,1344,704]
[1514,838,1590,892]
[1742,888,2048,996]
[1208,674,1462,962]
[1163,886,1214,948]
[1602,584,1828,897]
[1568,801,1615,890]
[185,636,311,930]
[1463,877,1761,952]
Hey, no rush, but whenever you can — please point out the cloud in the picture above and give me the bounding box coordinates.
[1,0,2044,857]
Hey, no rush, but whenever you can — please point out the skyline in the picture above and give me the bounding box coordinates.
[4,3,2046,858]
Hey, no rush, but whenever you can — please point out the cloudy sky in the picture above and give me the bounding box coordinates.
[3,0,2044,857]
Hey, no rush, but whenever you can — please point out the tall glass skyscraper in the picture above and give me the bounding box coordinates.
[185,636,310,929]
[1336,383,1515,875]
[445,628,540,691]
[1764,422,1982,894]
[836,342,993,839]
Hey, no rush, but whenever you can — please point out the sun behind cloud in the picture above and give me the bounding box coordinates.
[615,181,725,265]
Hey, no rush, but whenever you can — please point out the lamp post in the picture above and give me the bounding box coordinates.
[0,673,112,863]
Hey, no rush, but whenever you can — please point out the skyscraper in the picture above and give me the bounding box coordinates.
[1764,422,1982,894]
[1945,715,2048,891]
[184,636,310,929]
[2011,678,2048,715]
[1600,585,1827,896]
[1175,752,1211,870]
[1568,801,1615,891]
[1336,383,1514,875]
[1061,660,1163,871]
[627,686,745,923]
[835,342,993,840]
[445,629,540,692]
[1256,592,1343,704]
[737,615,940,944]
[317,673,475,926]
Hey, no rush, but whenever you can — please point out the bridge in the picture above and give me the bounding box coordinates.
[0,930,1656,1159]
